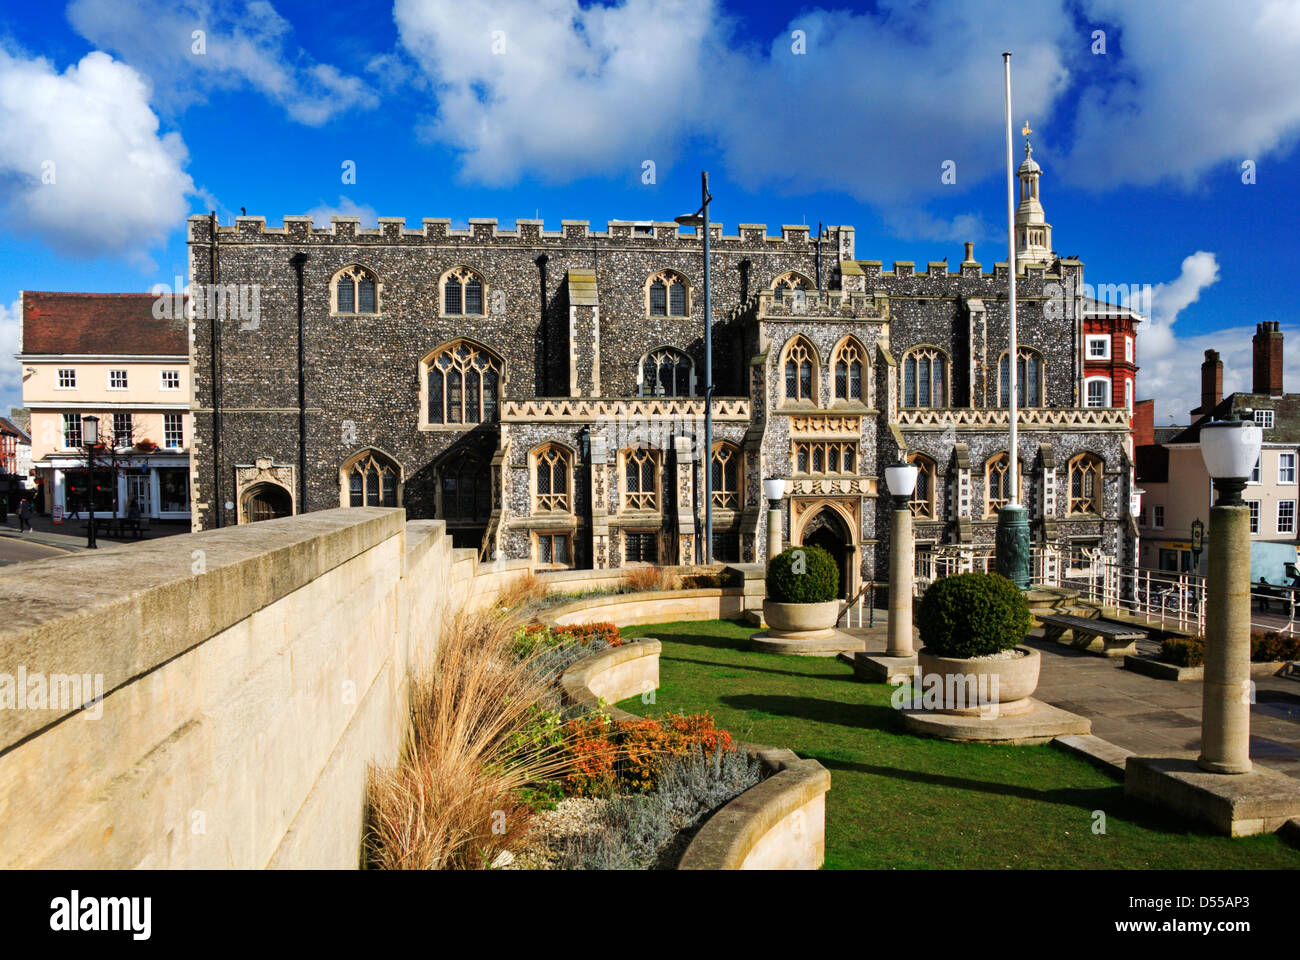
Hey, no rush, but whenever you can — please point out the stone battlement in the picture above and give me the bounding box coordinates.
[187,214,850,249]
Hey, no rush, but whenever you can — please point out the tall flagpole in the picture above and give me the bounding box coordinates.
[1003,52,1018,497]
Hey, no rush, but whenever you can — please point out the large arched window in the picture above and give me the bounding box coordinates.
[772,271,811,303]
[998,348,1044,408]
[902,346,949,408]
[831,336,867,403]
[532,444,572,513]
[424,340,502,425]
[647,270,689,317]
[332,265,379,315]
[908,453,937,519]
[438,449,492,522]
[711,442,742,510]
[342,449,401,508]
[1068,452,1103,515]
[442,266,485,316]
[985,453,1021,516]
[640,346,694,397]
[781,336,818,403]
[622,448,660,511]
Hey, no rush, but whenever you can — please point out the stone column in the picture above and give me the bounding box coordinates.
[766,500,783,561]
[1199,501,1252,774]
[887,505,914,657]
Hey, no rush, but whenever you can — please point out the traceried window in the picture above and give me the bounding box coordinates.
[622,449,660,510]
[831,337,866,403]
[902,347,949,408]
[908,454,937,519]
[439,449,492,522]
[999,349,1043,407]
[1068,453,1103,515]
[345,450,400,508]
[793,440,857,475]
[442,267,485,316]
[772,272,811,304]
[333,265,378,315]
[640,347,694,397]
[782,336,818,402]
[711,442,741,509]
[534,444,571,512]
[647,270,689,317]
[425,340,502,425]
[985,453,1020,515]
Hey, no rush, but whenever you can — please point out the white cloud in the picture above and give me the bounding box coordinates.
[304,196,379,229]
[1065,0,1300,187]
[67,0,377,125]
[0,297,20,414]
[0,48,194,264]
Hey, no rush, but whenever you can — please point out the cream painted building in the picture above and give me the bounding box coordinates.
[1137,326,1299,578]
[18,292,192,521]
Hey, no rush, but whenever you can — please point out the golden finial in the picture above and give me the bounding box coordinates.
[1022,121,1032,137]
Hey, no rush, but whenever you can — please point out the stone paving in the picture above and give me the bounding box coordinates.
[852,621,1300,779]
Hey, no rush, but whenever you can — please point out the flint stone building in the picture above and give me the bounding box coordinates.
[189,145,1136,596]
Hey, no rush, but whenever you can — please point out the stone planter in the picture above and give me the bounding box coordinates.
[762,599,841,639]
[916,645,1040,716]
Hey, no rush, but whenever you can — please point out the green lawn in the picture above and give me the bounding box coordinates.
[617,619,1300,869]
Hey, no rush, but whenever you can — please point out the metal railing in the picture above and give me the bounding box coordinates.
[913,543,1300,637]
[838,581,875,629]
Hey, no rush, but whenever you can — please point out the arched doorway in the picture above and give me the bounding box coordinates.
[242,483,292,523]
[800,506,853,599]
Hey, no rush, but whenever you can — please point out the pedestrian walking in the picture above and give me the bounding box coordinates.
[127,498,142,539]
[18,497,33,533]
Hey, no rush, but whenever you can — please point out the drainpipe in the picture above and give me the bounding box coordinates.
[291,251,310,513]
[209,211,223,528]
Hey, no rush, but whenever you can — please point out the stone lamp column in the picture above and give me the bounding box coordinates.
[883,461,919,658]
[763,478,787,562]
[1197,415,1263,774]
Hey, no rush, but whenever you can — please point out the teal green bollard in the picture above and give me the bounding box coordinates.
[995,504,1031,589]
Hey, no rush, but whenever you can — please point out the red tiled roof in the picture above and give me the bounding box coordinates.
[21,292,187,356]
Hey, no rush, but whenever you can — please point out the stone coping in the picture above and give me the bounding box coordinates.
[557,640,829,870]
[540,586,746,628]
[1123,655,1291,683]
[0,507,405,748]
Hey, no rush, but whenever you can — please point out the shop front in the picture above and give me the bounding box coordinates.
[42,453,191,521]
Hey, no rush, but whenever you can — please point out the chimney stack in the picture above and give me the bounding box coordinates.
[1200,349,1222,414]
[1252,321,1284,395]
[963,241,975,263]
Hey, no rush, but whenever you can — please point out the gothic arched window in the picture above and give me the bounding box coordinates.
[343,449,400,507]
[1068,453,1103,515]
[999,348,1044,408]
[424,340,503,425]
[908,453,937,519]
[902,346,949,408]
[533,444,572,513]
[985,453,1021,516]
[711,442,742,510]
[831,337,867,403]
[772,272,811,303]
[640,346,694,397]
[647,270,689,317]
[333,265,379,315]
[443,267,485,316]
[622,448,660,510]
[781,336,818,403]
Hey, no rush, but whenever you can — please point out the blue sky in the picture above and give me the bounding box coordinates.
[2,0,1299,422]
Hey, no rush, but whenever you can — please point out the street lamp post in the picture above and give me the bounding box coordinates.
[83,415,99,550]
[763,478,787,561]
[884,460,920,658]
[676,172,714,564]
[1198,414,1263,774]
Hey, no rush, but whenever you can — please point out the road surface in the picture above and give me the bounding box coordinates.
[0,536,68,567]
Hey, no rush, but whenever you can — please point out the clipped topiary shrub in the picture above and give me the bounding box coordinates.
[917,571,1030,658]
[766,545,839,603]
[1160,637,1205,667]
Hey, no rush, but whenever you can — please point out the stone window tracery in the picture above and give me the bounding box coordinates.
[424,340,502,425]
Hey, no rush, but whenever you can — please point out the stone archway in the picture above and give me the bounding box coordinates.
[797,504,855,600]
[242,482,292,523]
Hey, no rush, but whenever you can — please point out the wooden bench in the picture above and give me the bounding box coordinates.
[1038,613,1146,658]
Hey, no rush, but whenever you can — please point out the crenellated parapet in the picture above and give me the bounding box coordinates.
[186,214,850,250]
